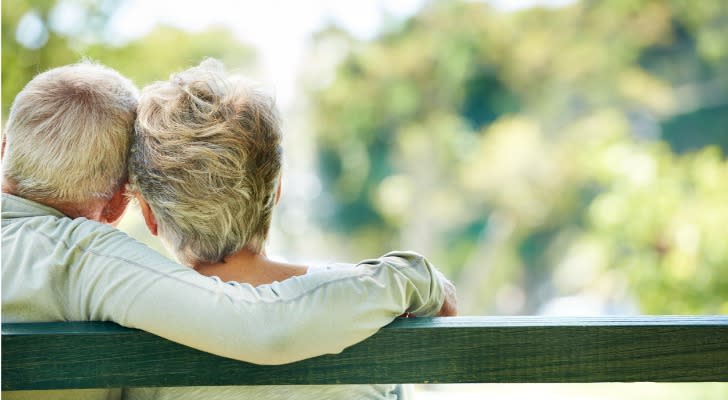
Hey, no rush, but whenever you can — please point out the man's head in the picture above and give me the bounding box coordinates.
[2,62,138,217]
[128,58,282,266]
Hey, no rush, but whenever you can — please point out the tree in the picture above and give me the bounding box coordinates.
[2,0,256,118]
[305,0,728,314]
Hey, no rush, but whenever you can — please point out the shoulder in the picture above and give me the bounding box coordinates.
[3,209,176,271]
[357,250,428,269]
[308,250,426,273]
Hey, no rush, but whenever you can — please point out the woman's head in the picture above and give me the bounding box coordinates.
[129,59,282,265]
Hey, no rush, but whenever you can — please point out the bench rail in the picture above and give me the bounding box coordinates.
[3,316,728,390]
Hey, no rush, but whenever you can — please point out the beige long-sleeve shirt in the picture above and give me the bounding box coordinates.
[2,193,447,399]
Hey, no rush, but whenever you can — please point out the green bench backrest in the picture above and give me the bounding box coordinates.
[3,316,728,390]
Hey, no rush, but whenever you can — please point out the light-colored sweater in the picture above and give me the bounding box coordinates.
[2,193,445,399]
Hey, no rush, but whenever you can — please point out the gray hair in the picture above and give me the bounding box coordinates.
[128,59,282,265]
[2,62,138,203]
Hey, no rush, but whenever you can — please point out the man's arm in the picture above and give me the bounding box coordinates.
[74,228,450,365]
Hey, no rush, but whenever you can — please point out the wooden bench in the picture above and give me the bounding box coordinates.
[3,316,727,390]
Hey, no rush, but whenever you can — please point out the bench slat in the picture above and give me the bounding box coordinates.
[3,316,728,390]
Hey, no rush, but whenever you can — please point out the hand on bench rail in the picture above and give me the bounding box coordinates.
[436,277,457,317]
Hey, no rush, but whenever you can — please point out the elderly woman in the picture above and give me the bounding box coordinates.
[126,59,454,400]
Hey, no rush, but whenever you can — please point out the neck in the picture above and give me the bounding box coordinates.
[47,199,106,220]
[192,247,308,286]
[2,177,104,221]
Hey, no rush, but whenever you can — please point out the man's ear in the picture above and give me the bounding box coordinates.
[137,195,159,236]
[274,174,282,205]
[101,185,130,227]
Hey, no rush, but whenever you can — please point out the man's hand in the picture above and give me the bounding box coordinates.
[437,277,457,316]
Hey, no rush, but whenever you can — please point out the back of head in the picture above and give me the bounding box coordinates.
[129,59,282,265]
[2,62,138,203]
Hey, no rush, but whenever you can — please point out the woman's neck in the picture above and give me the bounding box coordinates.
[192,247,308,286]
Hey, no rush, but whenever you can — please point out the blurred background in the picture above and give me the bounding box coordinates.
[3,0,727,398]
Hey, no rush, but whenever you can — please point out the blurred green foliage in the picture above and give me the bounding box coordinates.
[306,0,728,315]
[2,0,255,117]
[3,0,726,317]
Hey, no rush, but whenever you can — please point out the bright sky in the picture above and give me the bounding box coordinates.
[106,0,426,107]
[101,0,577,108]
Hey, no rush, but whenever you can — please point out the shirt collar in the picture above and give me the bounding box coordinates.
[1,193,65,219]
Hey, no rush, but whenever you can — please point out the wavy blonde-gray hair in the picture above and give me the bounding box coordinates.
[129,59,282,265]
[3,62,138,203]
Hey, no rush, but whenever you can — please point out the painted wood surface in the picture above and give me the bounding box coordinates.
[3,316,727,390]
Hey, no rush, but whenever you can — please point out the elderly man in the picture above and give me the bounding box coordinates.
[1,62,455,400]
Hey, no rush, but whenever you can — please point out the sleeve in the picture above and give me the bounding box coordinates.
[69,227,446,365]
